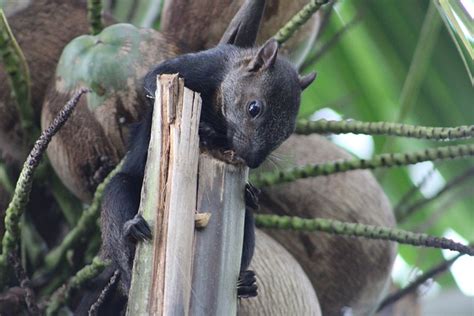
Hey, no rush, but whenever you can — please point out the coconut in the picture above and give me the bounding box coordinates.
[161,0,323,66]
[39,0,322,202]
[41,24,178,201]
[256,134,397,316]
[239,229,322,315]
[0,0,92,163]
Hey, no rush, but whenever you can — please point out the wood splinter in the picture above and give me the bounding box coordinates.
[195,212,212,229]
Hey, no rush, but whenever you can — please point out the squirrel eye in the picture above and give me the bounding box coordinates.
[248,100,263,118]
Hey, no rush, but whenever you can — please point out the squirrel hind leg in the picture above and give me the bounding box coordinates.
[238,205,258,298]
[237,270,258,298]
[245,183,260,210]
[117,215,151,293]
[123,214,152,243]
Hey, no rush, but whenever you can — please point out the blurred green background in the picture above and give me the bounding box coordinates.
[300,0,474,299]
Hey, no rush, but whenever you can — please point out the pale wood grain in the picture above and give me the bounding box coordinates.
[190,154,248,315]
[127,74,200,315]
[127,74,248,316]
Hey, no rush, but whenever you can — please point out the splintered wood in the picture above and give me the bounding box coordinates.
[126,74,248,316]
[190,155,247,315]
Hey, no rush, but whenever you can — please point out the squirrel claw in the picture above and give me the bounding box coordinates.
[123,214,152,242]
[245,183,260,210]
[237,270,258,298]
[199,121,222,148]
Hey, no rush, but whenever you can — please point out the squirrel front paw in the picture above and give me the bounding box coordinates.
[199,121,221,147]
[237,270,258,298]
[123,214,152,243]
[245,183,260,210]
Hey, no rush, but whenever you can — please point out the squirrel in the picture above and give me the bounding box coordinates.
[78,0,315,313]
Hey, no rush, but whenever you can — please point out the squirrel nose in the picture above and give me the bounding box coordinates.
[246,159,260,169]
[243,151,266,169]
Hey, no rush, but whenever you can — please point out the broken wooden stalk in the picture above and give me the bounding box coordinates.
[126,74,248,315]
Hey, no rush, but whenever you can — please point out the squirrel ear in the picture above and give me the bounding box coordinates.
[219,0,266,47]
[248,38,279,72]
[299,72,317,90]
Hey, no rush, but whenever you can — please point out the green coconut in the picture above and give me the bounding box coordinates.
[42,23,178,202]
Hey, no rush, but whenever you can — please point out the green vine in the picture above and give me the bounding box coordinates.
[0,89,89,288]
[46,257,109,315]
[41,160,123,274]
[8,251,39,314]
[0,9,36,141]
[274,0,329,44]
[394,166,436,214]
[396,166,474,222]
[377,253,463,312]
[250,143,474,187]
[50,172,83,227]
[0,161,13,194]
[296,119,474,141]
[87,0,104,35]
[300,9,361,70]
[255,215,474,255]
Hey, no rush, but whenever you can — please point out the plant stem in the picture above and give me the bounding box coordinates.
[41,161,122,274]
[0,161,13,194]
[0,89,89,288]
[274,0,329,45]
[296,119,474,141]
[377,253,463,312]
[50,171,82,227]
[8,252,39,314]
[300,11,361,70]
[0,9,36,142]
[250,143,474,187]
[87,0,104,35]
[394,166,436,214]
[255,215,474,255]
[46,257,109,315]
[396,166,474,222]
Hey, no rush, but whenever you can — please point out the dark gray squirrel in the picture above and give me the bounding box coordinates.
[79,0,315,313]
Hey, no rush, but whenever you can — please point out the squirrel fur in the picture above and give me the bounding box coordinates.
[78,0,315,313]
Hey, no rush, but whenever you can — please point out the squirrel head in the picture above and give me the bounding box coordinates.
[221,39,316,168]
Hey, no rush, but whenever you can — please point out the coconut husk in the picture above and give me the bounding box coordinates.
[161,0,323,66]
[41,26,179,202]
[0,0,92,163]
[239,229,322,315]
[257,134,397,316]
